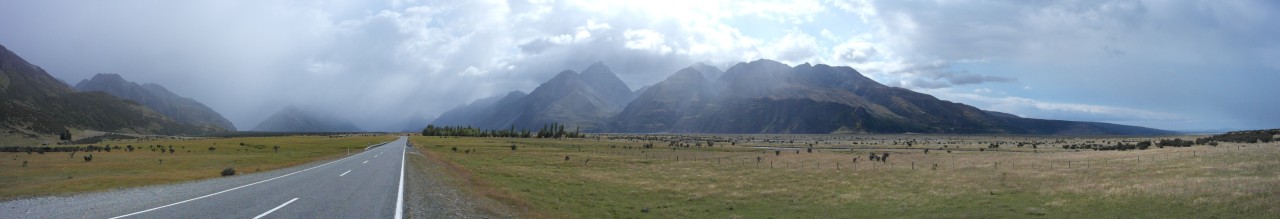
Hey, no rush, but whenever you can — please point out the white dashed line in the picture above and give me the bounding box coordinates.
[110,153,355,219]
[362,160,368,164]
[253,197,298,219]
[339,170,351,177]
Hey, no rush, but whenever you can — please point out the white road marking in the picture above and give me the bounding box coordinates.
[363,160,368,164]
[252,197,298,219]
[110,146,365,219]
[339,170,351,177]
[395,138,406,219]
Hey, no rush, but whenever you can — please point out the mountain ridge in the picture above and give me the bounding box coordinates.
[75,73,237,131]
[436,59,1173,135]
[1,43,223,143]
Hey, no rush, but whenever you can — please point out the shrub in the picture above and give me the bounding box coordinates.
[221,167,236,176]
[510,144,517,151]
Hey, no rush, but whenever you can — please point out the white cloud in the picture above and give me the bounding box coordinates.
[831,40,877,63]
[623,29,671,55]
[763,31,822,63]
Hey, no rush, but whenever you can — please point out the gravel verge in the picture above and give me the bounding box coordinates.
[404,146,518,219]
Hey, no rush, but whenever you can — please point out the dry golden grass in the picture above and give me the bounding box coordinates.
[412,135,1279,218]
[0,135,396,201]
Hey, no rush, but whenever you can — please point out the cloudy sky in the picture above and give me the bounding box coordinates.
[1,0,1277,131]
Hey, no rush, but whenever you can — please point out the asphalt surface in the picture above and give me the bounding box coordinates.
[0,136,410,219]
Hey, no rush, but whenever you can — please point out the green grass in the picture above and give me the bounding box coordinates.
[411,135,1279,218]
[0,134,396,201]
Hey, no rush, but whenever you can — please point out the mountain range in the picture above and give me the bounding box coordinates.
[435,60,1173,135]
[0,44,224,144]
[252,105,363,132]
[75,73,237,131]
[432,62,636,131]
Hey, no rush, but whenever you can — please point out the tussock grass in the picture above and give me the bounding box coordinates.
[412,135,1280,218]
[0,135,395,201]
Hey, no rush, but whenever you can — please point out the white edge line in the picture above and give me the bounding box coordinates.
[252,197,299,219]
[339,170,351,177]
[110,151,358,219]
[395,137,406,219]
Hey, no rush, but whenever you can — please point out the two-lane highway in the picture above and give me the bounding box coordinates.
[0,136,410,219]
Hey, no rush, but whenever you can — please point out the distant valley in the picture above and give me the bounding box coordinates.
[252,105,363,132]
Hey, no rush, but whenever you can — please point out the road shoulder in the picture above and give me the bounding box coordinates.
[404,145,521,218]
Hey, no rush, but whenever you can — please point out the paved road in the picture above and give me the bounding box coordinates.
[0,136,409,219]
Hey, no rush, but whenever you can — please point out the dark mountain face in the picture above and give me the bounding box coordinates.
[252,106,361,132]
[75,73,237,131]
[611,67,716,132]
[433,64,632,132]
[432,91,526,128]
[507,69,624,131]
[616,59,1172,135]
[578,62,635,107]
[689,62,724,81]
[1,44,223,141]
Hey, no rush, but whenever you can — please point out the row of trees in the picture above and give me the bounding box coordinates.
[421,125,528,137]
[536,123,583,138]
[421,123,583,138]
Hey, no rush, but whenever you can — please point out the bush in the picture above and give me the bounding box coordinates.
[221,167,236,177]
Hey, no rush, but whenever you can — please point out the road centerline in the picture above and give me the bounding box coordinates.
[253,197,299,219]
[339,170,351,177]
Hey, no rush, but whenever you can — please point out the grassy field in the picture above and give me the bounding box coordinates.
[0,134,396,201]
[410,135,1280,218]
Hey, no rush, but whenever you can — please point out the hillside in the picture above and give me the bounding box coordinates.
[75,73,237,131]
[0,44,223,144]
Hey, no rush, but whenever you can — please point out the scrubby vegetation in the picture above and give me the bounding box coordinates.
[1196,129,1279,144]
